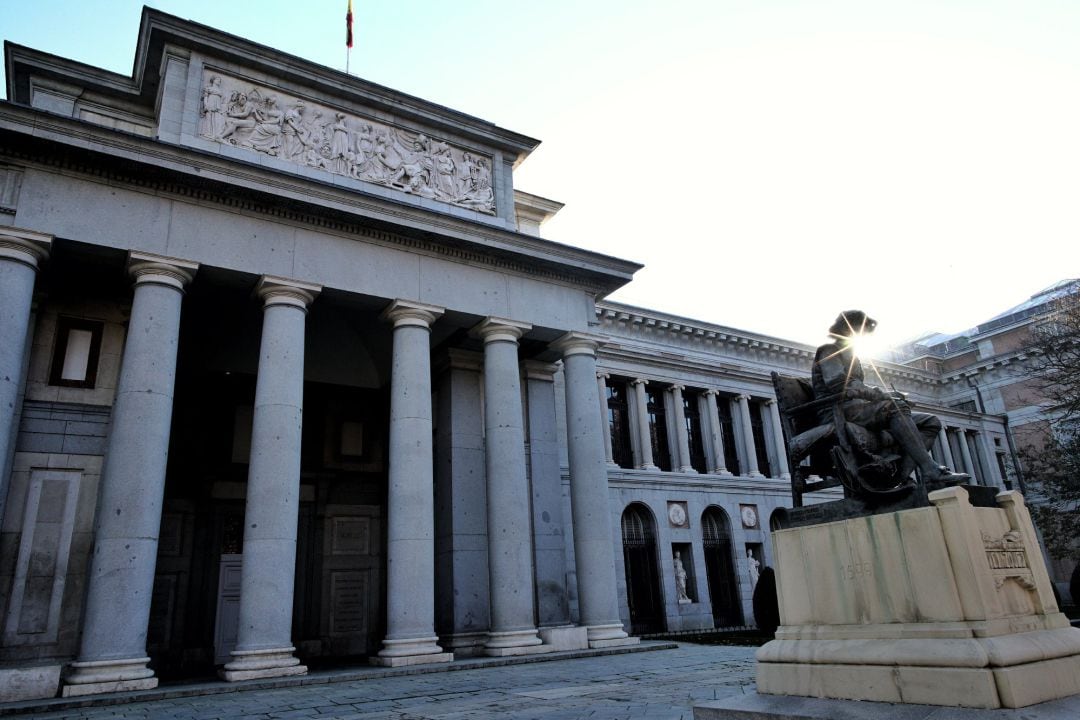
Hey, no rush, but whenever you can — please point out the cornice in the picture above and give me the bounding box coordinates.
[939,348,1040,385]
[0,105,639,295]
[597,302,816,359]
[7,8,542,159]
[596,302,943,389]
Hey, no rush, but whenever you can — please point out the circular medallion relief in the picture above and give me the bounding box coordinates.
[668,503,687,527]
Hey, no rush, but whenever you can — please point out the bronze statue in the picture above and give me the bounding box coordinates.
[811,310,969,496]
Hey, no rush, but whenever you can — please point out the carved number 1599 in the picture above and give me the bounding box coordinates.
[843,562,872,579]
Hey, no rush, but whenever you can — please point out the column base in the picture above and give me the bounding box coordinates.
[62,657,157,697]
[372,636,453,667]
[747,471,765,478]
[484,628,546,656]
[219,647,307,682]
[440,631,489,658]
[710,468,733,477]
[637,463,660,472]
[585,623,640,648]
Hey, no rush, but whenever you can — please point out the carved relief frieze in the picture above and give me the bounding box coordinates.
[198,71,495,214]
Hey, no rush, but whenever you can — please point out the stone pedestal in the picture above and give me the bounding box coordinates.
[757,487,1080,709]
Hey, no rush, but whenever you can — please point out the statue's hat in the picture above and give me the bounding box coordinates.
[829,310,877,337]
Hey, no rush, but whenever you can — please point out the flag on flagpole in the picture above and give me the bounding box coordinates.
[346,0,354,49]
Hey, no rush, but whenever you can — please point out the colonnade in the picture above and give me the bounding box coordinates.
[596,374,790,480]
[936,425,1003,487]
[0,237,631,694]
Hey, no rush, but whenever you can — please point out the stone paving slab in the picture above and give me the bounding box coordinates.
[693,691,1080,719]
[1,642,757,719]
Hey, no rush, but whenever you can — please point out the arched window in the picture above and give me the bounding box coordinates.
[621,504,664,634]
[701,506,743,627]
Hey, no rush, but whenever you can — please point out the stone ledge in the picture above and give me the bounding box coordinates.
[0,665,61,703]
[693,690,1080,719]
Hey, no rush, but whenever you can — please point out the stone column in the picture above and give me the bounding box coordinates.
[552,332,637,647]
[956,429,977,482]
[702,390,731,476]
[976,432,1002,488]
[736,394,763,477]
[473,317,544,655]
[374,300,452,667]
[766,399,791,480]
[937,427,956,469]
[596,372,619,468]
[221,276,320,682]
[64,252,196,697]
[630,378,657,470]
[0,229,50,527]
[668,385,695,473]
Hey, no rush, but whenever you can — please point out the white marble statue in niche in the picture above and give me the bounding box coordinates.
[747,548,761,589]
[674,551,692,604]
[198,73,496,214]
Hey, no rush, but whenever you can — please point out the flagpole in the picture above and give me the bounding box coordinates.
[345,0,354,75]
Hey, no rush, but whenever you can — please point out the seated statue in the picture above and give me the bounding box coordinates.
[811,310,968,496]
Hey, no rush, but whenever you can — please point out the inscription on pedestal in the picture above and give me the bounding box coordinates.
[841,561,873,581]
[329,571,368,635]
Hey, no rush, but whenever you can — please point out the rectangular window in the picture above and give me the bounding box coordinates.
[645,386,671,472]
[49,317,104,388]
[606,378,634,469]
[750,401,772,477]
[683,391,707,473]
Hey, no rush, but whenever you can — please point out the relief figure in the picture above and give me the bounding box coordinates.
[220,91,259,145]
[248,96,284,155]
[199,75,226,139]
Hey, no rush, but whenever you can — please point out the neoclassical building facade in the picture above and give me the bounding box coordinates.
[0,9,1018,702]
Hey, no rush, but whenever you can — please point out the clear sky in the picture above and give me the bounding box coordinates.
[3,1,1078,348]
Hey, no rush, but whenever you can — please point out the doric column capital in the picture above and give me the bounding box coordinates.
[550,330,605,358]
[257,275,321,311]
[128,252,198,292]
[523,359,559,382]
[471,316,531,344]
[381,299,444,329]
[0,228,52,270]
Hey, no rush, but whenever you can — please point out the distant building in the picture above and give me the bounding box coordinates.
[885,279,1080,594]
[0,8,1048,703]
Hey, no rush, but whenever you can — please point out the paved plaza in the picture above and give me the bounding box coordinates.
[9,644,755,720]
